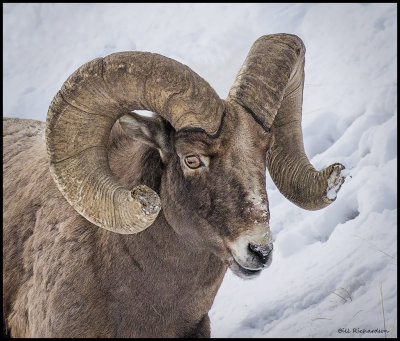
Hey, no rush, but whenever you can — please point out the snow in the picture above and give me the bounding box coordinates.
[3,3,397,338]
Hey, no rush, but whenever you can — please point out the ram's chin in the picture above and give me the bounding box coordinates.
[229,259,262,280]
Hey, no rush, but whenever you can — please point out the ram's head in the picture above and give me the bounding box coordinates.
[46,34,345,279]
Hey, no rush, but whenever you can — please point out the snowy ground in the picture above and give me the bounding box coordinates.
[3,3,397,338]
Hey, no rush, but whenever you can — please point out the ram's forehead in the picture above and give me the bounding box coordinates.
[174,131,222,155]
[174,109,272,160]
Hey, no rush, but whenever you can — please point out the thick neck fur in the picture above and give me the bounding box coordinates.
[3,119,227,337]
[102,124,228,337]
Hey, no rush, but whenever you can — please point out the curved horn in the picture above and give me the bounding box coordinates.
[46,52,224,234]
[228,34,344,210]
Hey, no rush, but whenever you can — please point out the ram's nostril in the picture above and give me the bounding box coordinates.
[248,243,273,265]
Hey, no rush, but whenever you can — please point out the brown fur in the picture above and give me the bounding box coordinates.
[3,100,274,337]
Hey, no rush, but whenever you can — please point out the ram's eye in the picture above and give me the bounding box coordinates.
[184,155,203,169]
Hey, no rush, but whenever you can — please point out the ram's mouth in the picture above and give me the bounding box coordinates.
[229,258,262,280]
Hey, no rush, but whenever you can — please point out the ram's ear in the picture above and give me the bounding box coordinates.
[119,112,171,161]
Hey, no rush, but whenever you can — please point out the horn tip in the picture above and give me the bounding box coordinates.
[131,185,162,215]
[325,163,346,202]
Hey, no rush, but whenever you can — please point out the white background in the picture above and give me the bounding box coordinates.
[3,3,397,338]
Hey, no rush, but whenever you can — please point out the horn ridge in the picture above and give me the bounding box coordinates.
[47,51,223,233]
[229,34,345,210]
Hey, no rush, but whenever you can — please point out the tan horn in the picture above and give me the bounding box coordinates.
[228,34,345,210]
[46,52,224,233]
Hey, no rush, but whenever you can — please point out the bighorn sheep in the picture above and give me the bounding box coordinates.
[3,34,345,337]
